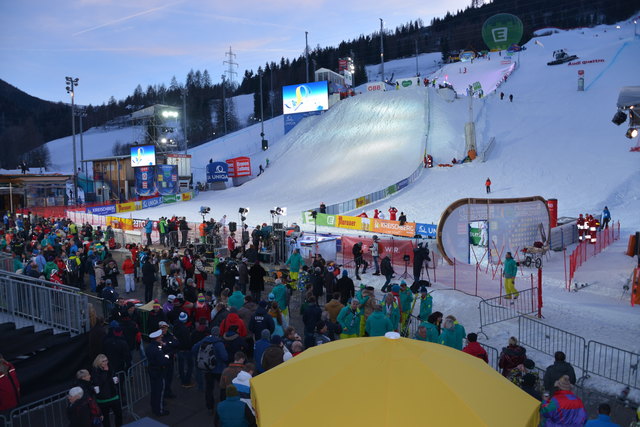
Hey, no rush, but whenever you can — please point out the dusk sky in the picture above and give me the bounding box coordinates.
[0,1,469,106]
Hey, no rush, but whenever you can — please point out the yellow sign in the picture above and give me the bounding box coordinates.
[181,192,192,201]
[335,215,363,230]
[106,216,133,231]
[116,202,136,213]
[355,196,370,208]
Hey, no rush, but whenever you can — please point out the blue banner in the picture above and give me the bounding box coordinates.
[206,162,229,183]
[284,110,323,134]
[142,197,163,209]
[396,178,409,191]
[135,167,155,196]
[156,165,178,195]
[86,204,116,215]
[415,223,437,238]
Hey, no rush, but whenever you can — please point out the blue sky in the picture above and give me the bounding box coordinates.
[0,0,469,106]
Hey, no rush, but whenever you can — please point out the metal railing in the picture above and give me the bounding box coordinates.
[479,137,495,162]
[585,341,639,390]
[0,271,91,335]
[518,315,587,373]
[478,286,540,337]
[0,252,13,272]
[479,342,500,371]
[3,358,151,427]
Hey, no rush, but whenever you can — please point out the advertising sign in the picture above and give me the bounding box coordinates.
[302,212,336,227]
[226,157,252,178]
[395,77,420,88]
[482,14,524,51]
[355,196,370,208]
[282,81,329,115]
[335,215,362,230]
[284,110,323,134]
[415,223,437,238]
[370,218,416,238]
[343,70,353,87]
[166,154,192,177]
[460,51,476,62]
[142,197,162,209]
[396,178,409,191]
[156,164,178,195]
[181,192,192,201]
[116,202,137,213]
[130,145,156,167]
[135,166,155,196]
[86,205,116,216]
[163,195,177,204]
[206,162,229,183]
[107,216,133,231]
[342,236,415,266]
[366,82,385,92]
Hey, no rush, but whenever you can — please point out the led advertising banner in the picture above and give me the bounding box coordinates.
[156,165,178,195]
[135,166,155,196]
[437,197,550,265]
[206,162,229,183]
[282,81,329,115]
[130,145,156,167]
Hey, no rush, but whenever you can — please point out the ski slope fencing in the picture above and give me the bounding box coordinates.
[566,223,621,290]
[478,280,541,337]
[518,315,640,392]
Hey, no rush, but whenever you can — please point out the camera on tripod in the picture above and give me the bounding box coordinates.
[199,206,211,215]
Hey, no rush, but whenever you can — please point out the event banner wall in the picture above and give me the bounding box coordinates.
[206,162,229,183]
[86,205,116,216]
[341,236,415,265]
[156,165,178,195]
[301,211,437,239]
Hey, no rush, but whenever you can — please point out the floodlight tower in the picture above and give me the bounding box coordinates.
[65,76,79,205]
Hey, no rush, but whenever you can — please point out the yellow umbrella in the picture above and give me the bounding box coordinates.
[251,334,540,426]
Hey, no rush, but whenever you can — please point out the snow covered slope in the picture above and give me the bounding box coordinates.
[139,89,427,223]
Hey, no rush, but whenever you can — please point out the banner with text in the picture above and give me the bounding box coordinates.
[135,166,155,196]
[156,164,178,195]
[370,218,416,238]
[415,223,438,238]
[86,204,116,216]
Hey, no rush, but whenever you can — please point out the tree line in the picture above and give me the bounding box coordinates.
[1,0,635,169]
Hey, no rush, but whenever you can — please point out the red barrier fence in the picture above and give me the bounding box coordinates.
[566,222,620,290]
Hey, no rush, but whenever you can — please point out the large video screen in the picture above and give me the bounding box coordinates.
[130,145,156,167]
[282,81,329,115]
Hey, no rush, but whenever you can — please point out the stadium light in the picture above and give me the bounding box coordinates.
[161,110,179,118]
[626,128,638,139]
[612,110,627,126]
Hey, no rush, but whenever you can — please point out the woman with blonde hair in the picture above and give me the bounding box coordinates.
[91,354,122,427]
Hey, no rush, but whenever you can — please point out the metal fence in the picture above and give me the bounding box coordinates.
[518,315,587,374]
[585,341,639,390]
[0,271,91,335]
[0,252,12,272]
[3,358,151,427]
[566,222,621,290]
[478,285,540,337]
[479,342,500,371]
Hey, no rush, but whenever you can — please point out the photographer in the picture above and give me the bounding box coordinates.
[352,241,368,280]
[413,241,430,282]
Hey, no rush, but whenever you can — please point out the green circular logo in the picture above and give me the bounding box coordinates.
[482,14,523,51]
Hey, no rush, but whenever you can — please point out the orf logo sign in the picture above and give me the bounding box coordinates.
[206,162,229,183]
[366,82,385,92]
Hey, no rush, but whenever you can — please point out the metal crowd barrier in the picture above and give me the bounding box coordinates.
[478,287,539,337]
[0,252,13,272]
[585,341,639,390]
[0,271,90,335]
[518,315,587,374]
[479,342,500,371]
[6,389,68,427]
[122,358,151,420]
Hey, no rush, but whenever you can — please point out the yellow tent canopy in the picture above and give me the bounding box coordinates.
[251,334,540,427]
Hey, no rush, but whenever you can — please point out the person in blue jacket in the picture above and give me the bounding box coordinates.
[144,219,153,246]
[503,252,519,299]
[192,326,228,414]
[216,385,256,426]
[585,403,620,427]
[145,330,172,417]
[253,329,271,374]
[601,206,611,230]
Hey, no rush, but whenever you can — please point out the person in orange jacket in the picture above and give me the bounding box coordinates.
[485,178,491,194]
[198,221,207,244]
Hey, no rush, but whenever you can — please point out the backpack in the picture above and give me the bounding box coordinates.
[196,341,218,371]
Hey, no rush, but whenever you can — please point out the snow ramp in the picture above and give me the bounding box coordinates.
[137,89,427,224]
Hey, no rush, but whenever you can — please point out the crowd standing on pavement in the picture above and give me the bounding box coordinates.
[0,211,635,426]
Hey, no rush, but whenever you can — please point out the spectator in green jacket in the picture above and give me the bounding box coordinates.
[398,281,414,324]
[227,285,245,310]
[418,287,433,321]
[382,293,400,332]
[285,249,304,288]
[423,311,442,343]
[414,324,429,341]
[366,305,393,337]
[439,315,466,350]
[337,298,362,338]
[271,279,289,327]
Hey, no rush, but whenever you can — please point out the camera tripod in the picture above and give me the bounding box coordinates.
[399,258,413,280]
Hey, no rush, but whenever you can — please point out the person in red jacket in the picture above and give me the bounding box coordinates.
[228,233,237,259]
[462,333,488,363]
[485,178,491,194]
[219,312,247,337]
[122,255,136,294]
[498,336,527,376]
[0,355,20,412]
[388,207,398,221]
[373,209,380,219]
[577,214,585,241]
